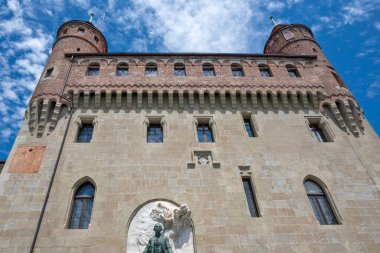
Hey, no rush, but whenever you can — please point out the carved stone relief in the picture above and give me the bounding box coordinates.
[127,201,194,253]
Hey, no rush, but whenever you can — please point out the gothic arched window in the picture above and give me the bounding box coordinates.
[69,182,95,229]
[304,179,337,225]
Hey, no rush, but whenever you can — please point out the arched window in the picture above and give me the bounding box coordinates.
[286,64,300,77]
[202,63,215,76]
[69,182,95,229]
[87,63,100,76]
[174,63,186,76]
[78,27,85,35]
[304,179,337,225]
[116,63,128,76]
[146,63,158,76]
[231,64,244,77]
[258,64,272,77]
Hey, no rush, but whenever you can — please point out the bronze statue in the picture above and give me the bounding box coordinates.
[143,223,173,253]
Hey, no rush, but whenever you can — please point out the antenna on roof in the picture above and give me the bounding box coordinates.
[89,12,94,23]
[100,13,106,31]
[269,16,277,26]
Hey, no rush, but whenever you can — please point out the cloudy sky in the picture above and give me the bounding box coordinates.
[0,0,379,160]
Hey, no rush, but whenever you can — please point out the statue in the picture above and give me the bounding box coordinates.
[143,223,173,253]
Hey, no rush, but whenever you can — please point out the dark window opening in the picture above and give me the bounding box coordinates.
[242,178,259,217]
[304,180,337,225]
[331,72,345,87]
[286,65,300,77]
[259,65,272,77]
[174,64,186,76]
[77,124,94,143]
[63,29,68,34]
[197,124,214,143]
[87,64,100,76]
[310,124,326,143]
[69,182,95,229]
[78,28,85,35]
[231,64,244,77]
[77,48,80,52]
[147,124,163,143]
[116,63,128,76]
[202,64,215,76]
[244,119,255,138]
[94,36,99,43]
[45,68,53,77]
[146,63,158,76]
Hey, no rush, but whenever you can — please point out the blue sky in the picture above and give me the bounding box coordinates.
[0,0,379,160]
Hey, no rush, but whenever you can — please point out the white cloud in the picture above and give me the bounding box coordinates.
[341,0,380,25]
[366,81,380,99]
[267,1,285,11]
[1,129,12,139]
[375,22,380,31]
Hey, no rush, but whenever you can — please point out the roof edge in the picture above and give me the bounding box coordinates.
[65,52,317,59]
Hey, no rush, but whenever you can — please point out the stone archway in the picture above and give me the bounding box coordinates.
[127,200,195,253]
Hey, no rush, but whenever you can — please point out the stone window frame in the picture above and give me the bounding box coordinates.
[231,63,244,77]
[72,115,98,143]
[240,112,259,138]
[286,64,301,78]
[239,166,262,217]
[303,175,343,225]
[116,62,129,77]
[64,176,97,229]
[45,67,54,78]
[143,116,167,143]
[174,62,186,77]
[192,116,218,143]
[305,116,335,143]
[202,63,215,77]
[258,64,273,77]
[87,62,100,76]
[145,62,158,77]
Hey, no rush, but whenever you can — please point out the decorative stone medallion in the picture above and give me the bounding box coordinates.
[127,201,194,253]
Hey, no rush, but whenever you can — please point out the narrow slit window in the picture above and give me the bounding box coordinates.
[197,124,214,143]
[147,124,163,143]
[69,182,95,229]
[304,180,337,225]
[242,178,259,217]
[244,119,255,138]
[77,124,94,143]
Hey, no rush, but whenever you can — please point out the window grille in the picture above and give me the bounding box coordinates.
[69,183,95,229]
[197,124,214,142]
[304,180,337,225]
[77,124,94,143]
[147,124,163,143]
[231,65,244,77]
[174,64,186,76]
[146,64,158,76]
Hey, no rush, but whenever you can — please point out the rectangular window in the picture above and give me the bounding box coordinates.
[260,69,270,77]
[147,124,163,143]
[197,124,214,143]
[244,119,255,138]
[288,70,298,77]
[87,67,99,76]
[202,68,215,77]
[146,66,158,76]
[310,124,327,143]
[77,124,94,143]
[242,178,259,217]
[45,68,53,77]
[232,69,243,77]
[174,66,186,76]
